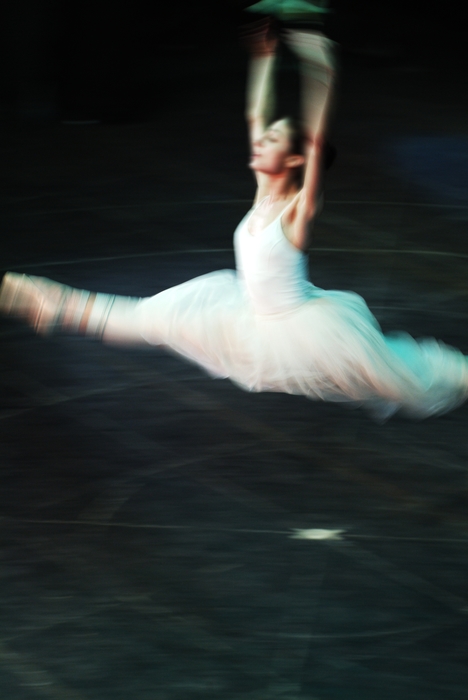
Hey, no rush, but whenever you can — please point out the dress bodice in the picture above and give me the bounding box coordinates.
[234,207,316,315]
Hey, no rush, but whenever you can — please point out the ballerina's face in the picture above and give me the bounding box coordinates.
[250,119,303,176]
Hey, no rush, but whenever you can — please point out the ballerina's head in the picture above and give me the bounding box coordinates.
[250,117,306,188]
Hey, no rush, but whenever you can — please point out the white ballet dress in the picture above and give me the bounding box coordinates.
[135,206,468,419]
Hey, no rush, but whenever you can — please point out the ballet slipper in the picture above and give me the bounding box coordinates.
[0,272,91,335]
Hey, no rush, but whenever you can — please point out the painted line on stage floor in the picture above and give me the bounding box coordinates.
[5,245,468,271]
[2,517,293,536]
[257,622,447,640]
[4,199,251,214]
[4,516,468,545]
[6,199,468,215]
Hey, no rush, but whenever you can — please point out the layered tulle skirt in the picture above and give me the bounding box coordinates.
[134,270,468,419]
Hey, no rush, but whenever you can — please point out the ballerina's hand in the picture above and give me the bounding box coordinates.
[284,29,335,71]
[241,18,278,57]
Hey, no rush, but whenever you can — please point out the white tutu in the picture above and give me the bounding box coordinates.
[134,267,468,420]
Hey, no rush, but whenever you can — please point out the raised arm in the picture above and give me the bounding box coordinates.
[244,20,277,146]
[285,30,336,249]
[242,20,278,203]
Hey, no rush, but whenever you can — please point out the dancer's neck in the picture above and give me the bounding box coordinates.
[262,172,299,202]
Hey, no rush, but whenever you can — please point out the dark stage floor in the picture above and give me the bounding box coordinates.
[1,37,468,700]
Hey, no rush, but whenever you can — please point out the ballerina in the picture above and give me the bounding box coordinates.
[0,24,467,420]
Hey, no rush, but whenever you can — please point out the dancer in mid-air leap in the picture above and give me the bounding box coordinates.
[1,19,467,420]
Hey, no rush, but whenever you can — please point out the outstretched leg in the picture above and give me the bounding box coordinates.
[0,272,146,345]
